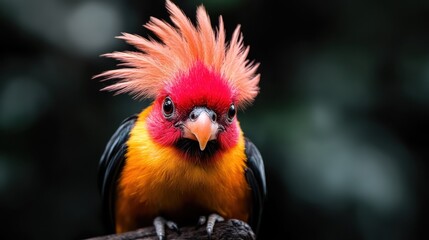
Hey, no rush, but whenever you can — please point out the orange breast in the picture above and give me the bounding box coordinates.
[115,106,251,233]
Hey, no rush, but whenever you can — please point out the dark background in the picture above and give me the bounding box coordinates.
[0,0,427,239]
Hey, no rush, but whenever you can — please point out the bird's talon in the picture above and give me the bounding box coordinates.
[154,216,180,240]
[206,213,224,237]
[197,216,207,227]
[167,221,181,234]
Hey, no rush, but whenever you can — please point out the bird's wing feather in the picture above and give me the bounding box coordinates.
[244,137,267,236]
[98,115,137,231]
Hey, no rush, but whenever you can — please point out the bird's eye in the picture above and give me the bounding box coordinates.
[162,97,174,118]
[227,104,236,122]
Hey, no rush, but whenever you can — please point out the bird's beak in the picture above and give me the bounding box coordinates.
[183,107,218,151]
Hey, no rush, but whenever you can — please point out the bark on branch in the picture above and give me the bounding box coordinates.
[85,219,256,240]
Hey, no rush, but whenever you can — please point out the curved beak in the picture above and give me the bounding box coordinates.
[183,107,219,151]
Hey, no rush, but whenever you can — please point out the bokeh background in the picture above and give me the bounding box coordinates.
[1,0,428,239]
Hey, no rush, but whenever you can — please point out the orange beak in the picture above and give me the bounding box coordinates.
[183,109,218,151]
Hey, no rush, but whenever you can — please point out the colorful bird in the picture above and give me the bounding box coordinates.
[95,0,266,239]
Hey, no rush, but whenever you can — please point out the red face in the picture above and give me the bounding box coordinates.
[146,61,240,158]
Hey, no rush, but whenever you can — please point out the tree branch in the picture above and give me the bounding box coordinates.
[85,219,255,240]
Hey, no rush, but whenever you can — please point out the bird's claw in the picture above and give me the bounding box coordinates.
[153,216,180,240]
[197,215,207,227]
[197,213,224,239]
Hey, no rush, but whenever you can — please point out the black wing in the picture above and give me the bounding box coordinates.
[244,137,267,236]
[98,115,137,232]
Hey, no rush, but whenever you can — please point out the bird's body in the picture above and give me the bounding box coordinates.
[96,0,266,238]
[115,105,250,232]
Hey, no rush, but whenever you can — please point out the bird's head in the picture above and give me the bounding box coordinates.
[95,0,260,159]
[148,61,238,157]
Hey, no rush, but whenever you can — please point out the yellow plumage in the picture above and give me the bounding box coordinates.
[115,105,251,233]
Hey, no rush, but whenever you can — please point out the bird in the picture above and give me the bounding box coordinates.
[95,0,266,239]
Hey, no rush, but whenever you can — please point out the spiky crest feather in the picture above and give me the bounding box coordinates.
[94,0,260,107]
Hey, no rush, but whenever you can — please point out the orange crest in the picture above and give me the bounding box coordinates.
[95,0,260,108]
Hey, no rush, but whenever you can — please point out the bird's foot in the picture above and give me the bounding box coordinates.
[197,213,224,239]
[153,216,180,240]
